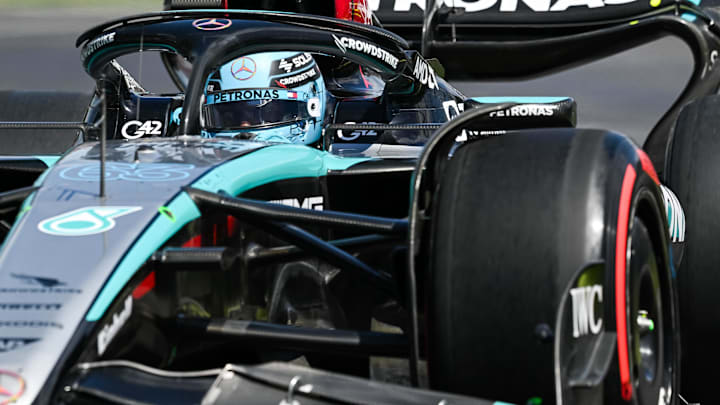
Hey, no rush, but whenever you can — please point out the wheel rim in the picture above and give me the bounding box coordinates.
[628,217,673,404]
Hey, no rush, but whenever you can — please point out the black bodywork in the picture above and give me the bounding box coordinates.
[0,1,714,403]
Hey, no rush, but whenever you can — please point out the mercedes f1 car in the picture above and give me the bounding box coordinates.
[1,0,719,403]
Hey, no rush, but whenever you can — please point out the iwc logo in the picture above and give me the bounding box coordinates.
[38,206,142,237]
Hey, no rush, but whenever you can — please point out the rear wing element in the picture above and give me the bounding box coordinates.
[372,0,717,79]
[374,0,681,28]
[372,0,720,171]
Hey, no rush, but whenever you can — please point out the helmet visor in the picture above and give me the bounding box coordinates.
[203,99,310,131]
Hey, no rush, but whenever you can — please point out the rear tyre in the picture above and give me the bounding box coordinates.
[425,129,678,404]
[0,91,91,155]
[665,95,720,403]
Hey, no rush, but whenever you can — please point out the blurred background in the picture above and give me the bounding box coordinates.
[0,0,693,144]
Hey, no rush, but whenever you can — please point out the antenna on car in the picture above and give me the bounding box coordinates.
[100,81,107,198]
[137,26,145,123]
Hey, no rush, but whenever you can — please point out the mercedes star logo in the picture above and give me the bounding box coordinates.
[192,18,232,31]
[0,370,25,405]
[231,57,257,81]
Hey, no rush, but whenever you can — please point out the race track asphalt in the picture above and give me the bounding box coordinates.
[0,7,694,145]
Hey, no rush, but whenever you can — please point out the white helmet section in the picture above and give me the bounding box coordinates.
[202,51,327,144]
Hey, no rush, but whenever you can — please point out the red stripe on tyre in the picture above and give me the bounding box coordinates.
[616,163,636,401]
[637,149,660,185]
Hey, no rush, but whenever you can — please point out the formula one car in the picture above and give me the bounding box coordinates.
[1,0,719,403]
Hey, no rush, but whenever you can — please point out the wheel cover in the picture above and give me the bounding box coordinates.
[627,217,673,405]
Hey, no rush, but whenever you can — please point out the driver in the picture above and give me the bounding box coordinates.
[201,51,326,144]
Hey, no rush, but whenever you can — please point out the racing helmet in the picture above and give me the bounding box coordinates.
[202,51,327,144]
[334,0,373,24]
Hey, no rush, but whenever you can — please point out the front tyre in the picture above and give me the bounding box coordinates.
[423,129,678,404]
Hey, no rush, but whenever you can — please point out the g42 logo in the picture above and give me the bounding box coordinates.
[121,120,163,140]
[38,206,142,236]
[337,122,379,141]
